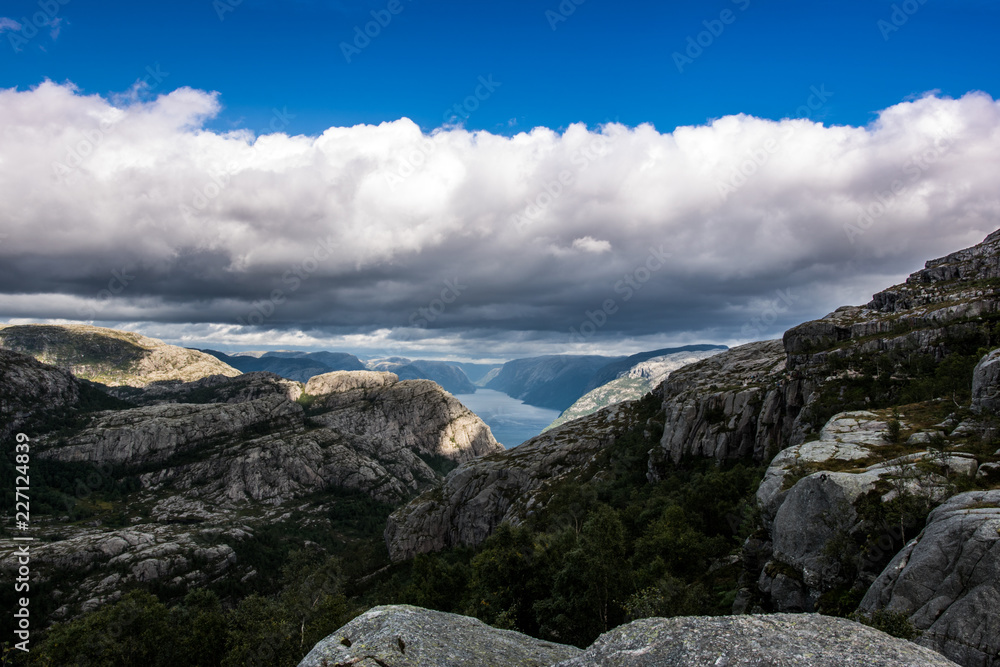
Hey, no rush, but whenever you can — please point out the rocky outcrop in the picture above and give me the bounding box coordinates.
[0,348,80,437]
[545,348,723,432]
[38,394,303,467]
[784,231,1000,373]
[1,363,502,620]
[0,324,240,387]
[305,370,399,395]
[650,340,812,466]
[0,524,248,618]
[110,370,304,405]
[972,349,1000,413]
[298,605,580,667]
[557,613,960,666]
[300,607,959,667]
[750,410,981,613]
[385,404,630,561]
[858,490,1000,667]
[310,377,501,463]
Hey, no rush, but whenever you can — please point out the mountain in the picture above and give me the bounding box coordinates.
[544,347,726,431]
[365,358,477,394]
[485,354,625,411]
[0,324,240,387]
[452,362,502,384]
[201,349,365,382]
[0,349,501,628]
[385,229,1000,666]
[583,344,728,392]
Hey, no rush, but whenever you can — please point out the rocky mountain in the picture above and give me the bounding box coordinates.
[485,354,625,411]
[202,349,365,382]
[0,324,240,387]
[384,230,1000,666]
[0,351,501,624]
[299,605,959,667]
[544,347,725,431]
[366,358,477,395]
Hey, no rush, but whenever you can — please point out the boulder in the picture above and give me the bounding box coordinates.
[297,605,580,667]
[554,614,959,666]
[858,490,1000,667]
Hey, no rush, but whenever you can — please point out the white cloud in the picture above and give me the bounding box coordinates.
[1,81,1000,357]
[0,17,22,32]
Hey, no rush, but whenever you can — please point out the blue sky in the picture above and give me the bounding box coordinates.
[3,0,998,137]
[2,0,1000,361]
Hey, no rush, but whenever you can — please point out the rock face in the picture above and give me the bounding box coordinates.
[38,371,502,507]
[298,605,580,667]
[299,607,958,667]
[0,348,80,438]
[308,374,501,463]
[650,340,811,466]
[545,348,723,432]
[858,490,1000,667]
[0,324,240,387]
[750,410,981,614]
[973,349,1000,413]
[384,403,630,561]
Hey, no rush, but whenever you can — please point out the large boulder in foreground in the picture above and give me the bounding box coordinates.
[555,613,959,666]
[297,605,580,667]
[858,490,1000,667]
[299,607,958,667]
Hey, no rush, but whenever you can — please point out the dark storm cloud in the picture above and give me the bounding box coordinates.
[2,82,1000,357]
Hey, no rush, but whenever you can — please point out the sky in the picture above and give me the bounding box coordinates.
[1,0,1000,361]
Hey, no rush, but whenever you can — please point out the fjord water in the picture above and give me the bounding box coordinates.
[455,389,561,448]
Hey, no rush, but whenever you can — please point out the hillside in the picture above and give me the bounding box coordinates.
[383,229,1000,666]
[366,358,477,394]
[544,347,725,431]
[0,324,240,387]
[0,355,501,644]
[202,349,365,382]
[485,354,625,411]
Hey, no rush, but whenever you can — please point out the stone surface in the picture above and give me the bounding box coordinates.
[553,614,960,667]
[298,605,580,667]
[859,490,1000,667]
[973,348,1000,414]
[0,348,80,438]
[300,608,959,667]
[385,404,629,561]
[305,370,399,395]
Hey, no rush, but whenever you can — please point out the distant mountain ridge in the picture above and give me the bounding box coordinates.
[0,324,240,387]
[544,347,727,431]
[200,349,365,382]
[485,354,625,412]
[365,358,477,395]
[483,346,727,413]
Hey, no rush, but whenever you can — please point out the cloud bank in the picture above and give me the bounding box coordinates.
[2,81,1000,358]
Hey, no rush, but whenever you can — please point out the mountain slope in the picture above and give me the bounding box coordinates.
[0,324,240,387]
[544,347,726,431]
[485,354,624,411]
[201,349,365,382]
[365,358,477,394]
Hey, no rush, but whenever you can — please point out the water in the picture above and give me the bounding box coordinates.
[454,389,561,449]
